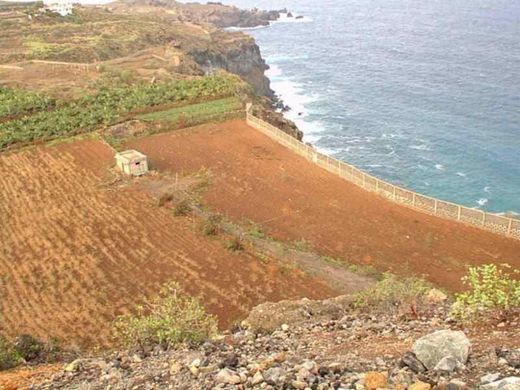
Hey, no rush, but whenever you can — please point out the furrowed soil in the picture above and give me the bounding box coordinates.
[0,139,333,348]
[126,120,520,291]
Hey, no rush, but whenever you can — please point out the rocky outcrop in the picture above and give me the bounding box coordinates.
[189,34,273,97]
[252,102,304,140]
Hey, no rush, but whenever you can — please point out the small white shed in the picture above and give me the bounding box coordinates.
[115,150,148,176]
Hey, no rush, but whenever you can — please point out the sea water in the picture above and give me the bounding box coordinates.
[223,0,520,215]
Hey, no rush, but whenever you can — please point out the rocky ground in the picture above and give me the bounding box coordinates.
[28,294,519,390]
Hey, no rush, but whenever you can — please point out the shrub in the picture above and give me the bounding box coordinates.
[157,192,174,207]
[202,215,221,236]
[0,336,22,371]
[114,282,217,349]
[451,264,520,321]
[225,236,244,252]
[354,273,432,315]
[12,334,42,361]
[173,200,191,216]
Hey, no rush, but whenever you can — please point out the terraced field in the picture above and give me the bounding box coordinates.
[0,139,332,348]
[126,120,520,291]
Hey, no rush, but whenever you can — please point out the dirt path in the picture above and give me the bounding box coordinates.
[126,120,520,291]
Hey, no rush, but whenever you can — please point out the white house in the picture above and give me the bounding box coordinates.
[42,1,73,16]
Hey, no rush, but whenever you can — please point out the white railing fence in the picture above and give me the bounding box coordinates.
[245,105,519,240]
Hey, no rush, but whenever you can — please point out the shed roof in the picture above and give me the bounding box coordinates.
[115,149,147,163]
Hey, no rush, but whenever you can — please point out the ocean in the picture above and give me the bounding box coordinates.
[223,0,520,215]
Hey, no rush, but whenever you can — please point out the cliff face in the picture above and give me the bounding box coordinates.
[189,34,273,98]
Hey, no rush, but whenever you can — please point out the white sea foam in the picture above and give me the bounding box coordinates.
[456,172,467,177]
[435,164,445,171]
[409,144,431,151]
[484,186,492,194]
[265,64,282,78]
[476,198,489,207]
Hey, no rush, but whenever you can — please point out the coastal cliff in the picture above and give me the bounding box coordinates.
[189,32,273,98]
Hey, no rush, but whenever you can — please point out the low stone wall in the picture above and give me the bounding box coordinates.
[246,109,520,241]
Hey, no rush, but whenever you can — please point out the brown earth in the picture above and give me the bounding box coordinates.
[126,120,520,291]
[0,138,334,349]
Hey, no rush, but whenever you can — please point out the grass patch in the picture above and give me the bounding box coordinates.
[136,96,243,124]
[114,282,217,349]
[225,236,244,252]
[353,273,432,316]
[201,214,222,236]
[173,200,191,216]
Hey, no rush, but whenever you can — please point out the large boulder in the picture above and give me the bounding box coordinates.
[480,377,520,390]
[412,330,471,371]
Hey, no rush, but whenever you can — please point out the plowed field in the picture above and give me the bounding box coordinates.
[0,139,333,348]
[126,120,520,291]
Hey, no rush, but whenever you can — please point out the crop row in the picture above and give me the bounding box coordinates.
[0,87,56,119]
[0,75,241,150]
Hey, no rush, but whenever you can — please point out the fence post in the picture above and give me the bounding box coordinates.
[482,212,486,226]
[393,186,396,200]
[350,165,354,179]
[508,218,513,236]
[457,206,462,221]
[362,173,366,188]
[375,179,379,192]
[412,192,416,206]
[434,199,438,215]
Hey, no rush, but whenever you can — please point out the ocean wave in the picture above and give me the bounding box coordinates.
[476,198,489,207]
[456,172,467,177]
[409,144,431,151]
[265,64,282,78]
[484,186,492,194]
[435,164,445,171]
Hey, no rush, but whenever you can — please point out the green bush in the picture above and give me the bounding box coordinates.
[0,87,56,119]
[0,336,22,371]
[114,282,217,349]
[354,273,432,315]
[451,264,520,321]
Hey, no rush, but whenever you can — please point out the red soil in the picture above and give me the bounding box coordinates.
[0,139,332,349]
[126,120,520,291]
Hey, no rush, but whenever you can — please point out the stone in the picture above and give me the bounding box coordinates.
[215,368,242,385]
[364,371,387,389]
[435,356,459,372]
[64,359,82,373]
[264,367,284,384]
[412,330,471,370]
[409,381,432,390]
[292,380,308,389]
[251,371,264,385]
[497,348,520,368]
[480,377,520,390]
[481,374,502,385]
[281,323,290,331]
[400,351,427,373]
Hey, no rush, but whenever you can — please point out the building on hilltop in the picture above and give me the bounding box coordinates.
[115,150,149,176]
[41,0,73,16]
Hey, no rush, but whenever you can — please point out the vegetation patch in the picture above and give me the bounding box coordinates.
[0,336,22,371]
[353,273,432,316]
[136,96,242,123]
[451,263,520,321]
[173,199,192,216]
[0,87,56,119]
[113,282,217,349]
[225,236,244,252]
[0,75,240,150]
